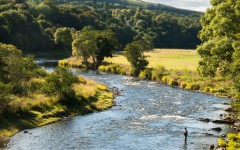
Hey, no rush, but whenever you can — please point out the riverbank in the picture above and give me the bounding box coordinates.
[0,76,113,148]
[59,49,240,149]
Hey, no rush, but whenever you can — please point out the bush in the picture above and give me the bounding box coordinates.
[185,82,200,90]
[139,69,152,80]
[152,65,166,81]
[28,78,45,92]
[43,68,79,105]
[167,78,179,87]
[180,82,187,89]
[0,82,13,116]
[218,138,227,147]
[204,86,212,92]
[161,76,168,84]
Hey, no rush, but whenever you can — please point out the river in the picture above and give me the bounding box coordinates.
[6,59,233,150]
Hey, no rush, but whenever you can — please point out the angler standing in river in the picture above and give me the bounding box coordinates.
[184,128,188,143]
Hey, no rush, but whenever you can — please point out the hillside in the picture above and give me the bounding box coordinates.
[0,0,201,55]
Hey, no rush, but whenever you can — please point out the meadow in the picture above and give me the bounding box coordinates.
[104,49,200,70]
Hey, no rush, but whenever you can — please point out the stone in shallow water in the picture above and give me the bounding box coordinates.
[23,130,28,134]
[211,127,222,132]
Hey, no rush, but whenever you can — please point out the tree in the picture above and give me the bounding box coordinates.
[0,56,8,82]
[197,0,239,77]
[0,82,13,117]
[72,30,118,70]
[93,0,97,11]
[124,41,149,76]
[0,43,38,94]
[44,67,79,104]
[197,0,240,98]
[134,33,154,51]
[54,27,75,56]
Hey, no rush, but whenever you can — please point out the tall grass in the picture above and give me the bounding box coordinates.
[0,75,113,147]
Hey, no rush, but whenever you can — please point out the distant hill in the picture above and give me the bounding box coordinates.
[0,0,202,54]
[99,0,202,16]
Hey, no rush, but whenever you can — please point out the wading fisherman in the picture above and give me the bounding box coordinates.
[184,128,188,143]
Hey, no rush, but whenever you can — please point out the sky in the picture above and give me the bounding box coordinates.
[142,0,211,12]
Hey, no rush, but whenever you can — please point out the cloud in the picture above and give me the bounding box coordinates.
[142,0,211,12]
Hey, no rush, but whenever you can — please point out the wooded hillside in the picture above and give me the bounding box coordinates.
[0,0,201,54]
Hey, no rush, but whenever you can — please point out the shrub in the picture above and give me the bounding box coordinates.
[151,65,166,81]
[98,65,105,71]
[204,86,211,92]
[139,70,146,79]
[139,69,152,80]
[161,76,168,84]
[185,82,200,90]
[167,78,179,87]
[180,82,187,89]
[78,76,87,84]
[28,78,45,92]
[218,138,227,147]
[228,133,238,141]
[43,68,79,105]
[192,84,200,90]
[0,82,13,116]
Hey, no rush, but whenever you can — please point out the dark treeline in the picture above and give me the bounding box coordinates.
[0,0,201,54]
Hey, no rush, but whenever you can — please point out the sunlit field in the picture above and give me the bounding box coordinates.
[104,49,201,71]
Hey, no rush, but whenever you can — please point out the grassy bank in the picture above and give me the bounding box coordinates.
[60,49,233,98]
[0,76,113,148]
[59,49,239,149]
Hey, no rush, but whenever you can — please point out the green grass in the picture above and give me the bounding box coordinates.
[104,49,200,71]
[0,77,113,148]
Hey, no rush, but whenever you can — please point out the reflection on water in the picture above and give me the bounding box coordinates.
[6,60,234,150]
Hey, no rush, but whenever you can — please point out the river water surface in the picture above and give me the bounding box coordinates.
[6,60,233,150]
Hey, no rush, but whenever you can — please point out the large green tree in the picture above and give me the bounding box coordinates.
[124,41,149,76]
[197,0,240,77]
[0,56,7,82]
[197,0,240,96]
[54,27,75,55]
[72,30,118,70]
[0,43,38,93]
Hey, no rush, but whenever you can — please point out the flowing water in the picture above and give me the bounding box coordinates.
[6,60,233,150]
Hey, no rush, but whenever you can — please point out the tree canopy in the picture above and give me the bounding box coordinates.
[197,0,240,97]
[72,30,118,70]
[124,41,149,75]
[0,0,201,55]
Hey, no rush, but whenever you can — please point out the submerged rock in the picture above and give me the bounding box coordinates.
[210,144,214,150]
[212,119,235,124]
[23,130,28,134]
[211,127,222,132]
[224,107,234,112]
[197,118,210,122]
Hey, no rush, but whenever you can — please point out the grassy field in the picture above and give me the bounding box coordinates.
[104,49,201,71]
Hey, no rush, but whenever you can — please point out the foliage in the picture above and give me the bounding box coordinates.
[197,0,240,102]
[0,53,7,82]
[151,65,166,81]
[72,30,118,70]
[44,67,79,104]
[0,43,39,94]
[0,0,201,56]
[197,0,240,77]
[0,82,13,117]
[54,27,75,55]
[124,41,149,76]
